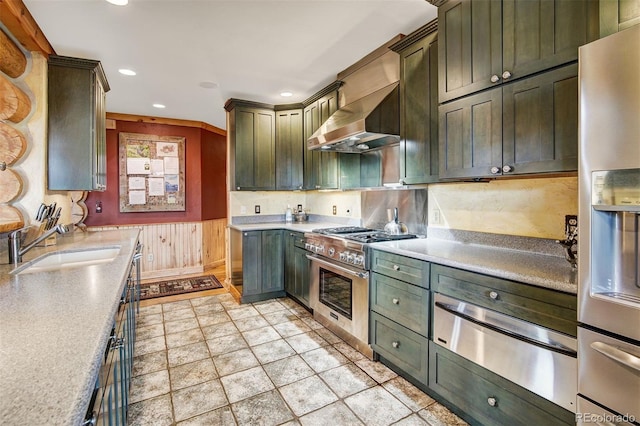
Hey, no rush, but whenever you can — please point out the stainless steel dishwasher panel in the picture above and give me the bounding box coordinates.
[433,293,577,413]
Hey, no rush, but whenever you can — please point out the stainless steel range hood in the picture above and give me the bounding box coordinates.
[307,82,400,153]
[307,37,402,154]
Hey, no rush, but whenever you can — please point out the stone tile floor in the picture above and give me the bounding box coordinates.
[130,292,469,425]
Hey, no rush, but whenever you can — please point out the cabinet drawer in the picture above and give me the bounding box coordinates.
[429,342,574,426]
[370,312,428,386]
[431,264,577,337]
[371,273,429,337]
[370,250,430,288]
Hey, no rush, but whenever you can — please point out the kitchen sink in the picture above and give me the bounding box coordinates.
[11,246,121,275]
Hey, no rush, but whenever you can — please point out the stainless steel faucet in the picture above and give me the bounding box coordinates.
[8,224,71,264]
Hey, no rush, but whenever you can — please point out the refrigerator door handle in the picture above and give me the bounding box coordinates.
[590,341,640,372]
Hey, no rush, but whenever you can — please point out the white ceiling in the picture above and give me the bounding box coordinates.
[24,0,437,130]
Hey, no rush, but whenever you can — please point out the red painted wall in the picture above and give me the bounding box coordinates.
[85,120,226,226]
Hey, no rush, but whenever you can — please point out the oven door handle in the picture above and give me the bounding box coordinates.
[306,254,369,279]
[590,341,640,372]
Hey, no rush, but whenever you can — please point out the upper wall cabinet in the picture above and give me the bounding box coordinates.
[393,21,440,185]
[48,55,109,191]
[275,108,304,190]
[226,100,276,191]
[439,63,578,179]
[438,0,599,103]
[599,0,640,37]
[303,87,340,190]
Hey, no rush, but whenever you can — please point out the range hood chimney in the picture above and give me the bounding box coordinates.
[307,37,402,154]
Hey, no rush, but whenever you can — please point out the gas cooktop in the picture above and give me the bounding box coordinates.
[311,227,417,243]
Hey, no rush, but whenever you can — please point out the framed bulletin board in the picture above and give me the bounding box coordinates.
[119,132,186,212]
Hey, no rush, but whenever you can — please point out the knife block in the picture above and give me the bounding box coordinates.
[34,221,57,247]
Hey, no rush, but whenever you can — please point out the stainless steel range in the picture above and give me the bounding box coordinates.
[305,226,417,358]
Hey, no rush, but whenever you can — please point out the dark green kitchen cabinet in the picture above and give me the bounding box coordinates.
[429,342,575,426]
[48,55,109,191]
[241,230,285,303]
[438,0,598,103]
[284,231,310,308]
[439,64,578,179]
[303,88,340,190]
[394,22,440,185]
[275,108,304,190]
[599,0,640,37]
[226,100,276,191]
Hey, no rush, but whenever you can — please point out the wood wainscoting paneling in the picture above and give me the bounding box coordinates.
[89,218,227,280]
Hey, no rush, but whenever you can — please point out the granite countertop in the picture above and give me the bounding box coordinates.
[0,228,141,425]
[371,238,577,294]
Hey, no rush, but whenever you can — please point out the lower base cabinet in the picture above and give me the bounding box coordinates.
[284,231,310,308]
[370,312,429,387]
[428,341,575,426]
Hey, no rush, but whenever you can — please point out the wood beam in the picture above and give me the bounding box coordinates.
[106,112,227,136]
[0,0,55,56]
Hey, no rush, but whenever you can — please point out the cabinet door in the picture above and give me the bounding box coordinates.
[439,88,503,179]
[599,0,640,37]
[242,232,262,296]
[400,33,439,184]
[502,0,599,80]
[438,0,502,103]
[261,230,284,294]
[317,93,340,189]
[275,109,304,190]
[502,64,578,175]
[303,103,319,190]
[235,107,275,190]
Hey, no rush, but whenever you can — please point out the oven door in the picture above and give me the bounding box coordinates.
[307,254,369,347]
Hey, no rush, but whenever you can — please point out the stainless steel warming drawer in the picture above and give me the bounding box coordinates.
[433,293,577,413]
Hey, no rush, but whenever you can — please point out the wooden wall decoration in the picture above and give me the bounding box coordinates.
[118,132,186,212]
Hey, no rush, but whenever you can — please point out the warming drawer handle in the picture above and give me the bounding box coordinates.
[591,341,640,372]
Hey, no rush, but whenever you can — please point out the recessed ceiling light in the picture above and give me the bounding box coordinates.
[152,104,166,109]
[106,0,128,5]
[118,68,136,76]
[199,81,218,89]
[280,91,293,97]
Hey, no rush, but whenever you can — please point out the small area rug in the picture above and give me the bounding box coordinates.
[139,275,223,300]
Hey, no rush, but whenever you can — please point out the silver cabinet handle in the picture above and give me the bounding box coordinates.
[502,165,513,173]
[490,75,500,83]
[392,298,400,305]
[490,166,500,174]
[489,291,499,300]
[502,70,512,80]
[393,265,400,271]
[487,397,497,407]
[392,341,400,348]
[591,341,640,372]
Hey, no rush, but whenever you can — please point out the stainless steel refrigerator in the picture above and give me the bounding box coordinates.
[577,24,640,425]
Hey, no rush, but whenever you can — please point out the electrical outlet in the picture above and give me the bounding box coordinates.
[565,215,578,238]
[332,205,337,215]
[147,253,154,262]
[432,208,441,225]
[255,205,261,214]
